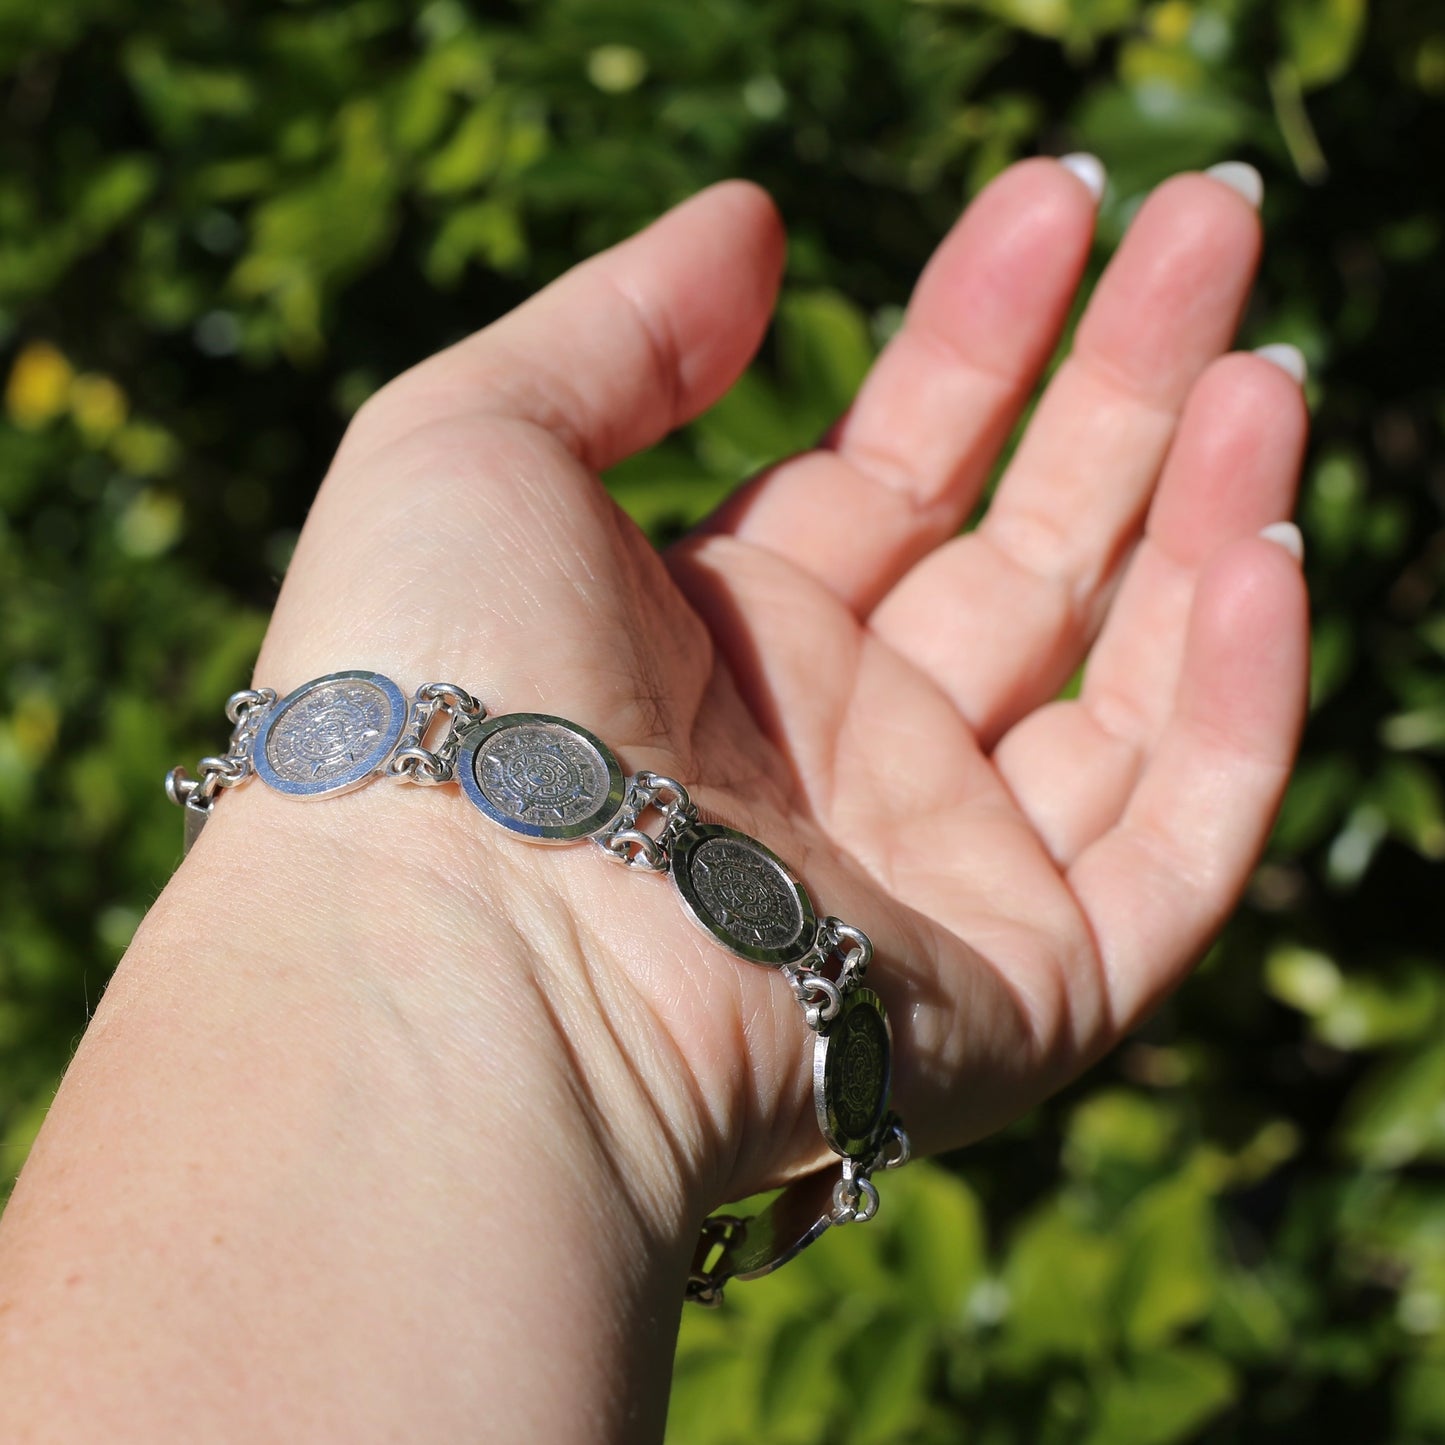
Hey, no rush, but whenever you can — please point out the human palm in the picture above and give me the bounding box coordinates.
[247,158,1307,1206]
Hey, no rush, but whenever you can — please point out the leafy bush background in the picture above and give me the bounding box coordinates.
[2,0,1443,1440]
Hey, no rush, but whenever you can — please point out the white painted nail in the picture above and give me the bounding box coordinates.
[1059,152,1106,204]
[1254,343,1308,385]
[1259,521,1305,562]
[1205,161,1264,208]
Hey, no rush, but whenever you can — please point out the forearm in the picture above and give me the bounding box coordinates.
[0,787,693,1443]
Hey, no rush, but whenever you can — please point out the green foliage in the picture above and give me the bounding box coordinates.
[1,0,1442,1440]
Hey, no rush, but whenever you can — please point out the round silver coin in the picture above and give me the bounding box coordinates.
[253,670,406,799]
[457,713,625,843]
[814,988,892,1158]
[670,824,816,966]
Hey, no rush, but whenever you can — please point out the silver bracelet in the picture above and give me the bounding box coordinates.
[165,669,910,1306]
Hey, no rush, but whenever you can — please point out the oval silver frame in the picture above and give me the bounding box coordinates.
[457,712,626,844]
[253,669,407,800]
[670,823,817,967]
[814,987,892,1158]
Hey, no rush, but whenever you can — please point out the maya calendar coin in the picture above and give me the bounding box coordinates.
[670,824,817,966]
[253,670,407,798]
[814,987,892,1157]
[458,713,626,842]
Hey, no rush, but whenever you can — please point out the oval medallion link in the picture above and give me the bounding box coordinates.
[814,988,892,1158]
[253,671,408,799]
[457,713,626,843]
[670,824,817,966]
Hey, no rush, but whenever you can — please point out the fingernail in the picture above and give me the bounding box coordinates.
[1059,152,1106,204]
[1254,343,1308,385]
[1205,161,1264,208]
[1259,521,1304,562]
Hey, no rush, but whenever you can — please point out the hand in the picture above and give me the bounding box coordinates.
[253,156,1308,1206]
[0,157,1310,1444]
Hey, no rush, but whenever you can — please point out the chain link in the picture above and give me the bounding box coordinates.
[595,771,696,872]
[875,1112,912,1171]
[828,1113,911,1225]
[165,688,277,817]
[805,916,873,989]
[388,682,485,786]
[783,966,843,1030]
[782,915,874,1031]
[832,1169,881,1225]
[685,1214,746,1307]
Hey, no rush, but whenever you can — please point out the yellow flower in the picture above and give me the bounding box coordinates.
[69,373,129,440]
[5,341,74,430]
[1149,1,1194,47]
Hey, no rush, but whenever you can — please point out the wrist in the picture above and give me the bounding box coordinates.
[1,780,699,1442]
[175,779,718,1247]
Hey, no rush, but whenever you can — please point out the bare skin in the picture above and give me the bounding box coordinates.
[0,158,1309,1443]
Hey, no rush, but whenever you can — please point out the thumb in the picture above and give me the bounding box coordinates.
[341,181,787,473]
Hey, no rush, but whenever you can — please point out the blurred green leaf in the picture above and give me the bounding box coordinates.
[1308,614,1357,711]
[1272,753,1358,850]
[1074,80,1252,197]
[1303,451,1368,560]
[1342,1041,1445,1168]
[936,0,1140,48]
[232,101,399,354]
[426,198,527,284]
[692,368,810,478]
[1206,1271,1292,1363]
[421,96,509,195]
[75,154,159,235]
[1266,943,1344,1014]
[1270,945,1440,1050]
[1064,1089,1180,1202]
[1083,1346,1237,1445]
[1372,756,1445,859]
[845,1316,936,1445]
[1002,1204,1120,1364]
[755,1307,846,1444]
[1280,0,1367,90]
[1399,1358,1445,1434]
[776,288,876,433]
[1115,1175,1217,1349]
[886,1160,988,1321]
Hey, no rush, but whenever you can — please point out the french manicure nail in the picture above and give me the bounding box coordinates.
[1059,152,1106,204]
[1254,343,1308,385]
[1259,521,1305,562]
[1205,161,1264,208]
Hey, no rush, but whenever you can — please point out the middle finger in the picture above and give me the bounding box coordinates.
[870,168,1263,748]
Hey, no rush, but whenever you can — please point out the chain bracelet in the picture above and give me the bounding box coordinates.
[166,668,910,1305]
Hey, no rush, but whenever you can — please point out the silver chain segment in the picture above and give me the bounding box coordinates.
[168,675,910,1307]
[388,682,486,785]
[685,1215,747,1308]
[165,687,278,819]
[595,771,696,872]
[168,682,483,821]
[782,917,873,1030]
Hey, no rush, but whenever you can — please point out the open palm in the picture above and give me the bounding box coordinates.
[250,157,1308,1200]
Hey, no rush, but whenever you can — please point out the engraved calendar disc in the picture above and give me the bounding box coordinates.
[670,824,817,966]
[457,713,625,842]
[253,670,406,798]
[814,988,892,1157]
